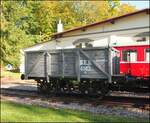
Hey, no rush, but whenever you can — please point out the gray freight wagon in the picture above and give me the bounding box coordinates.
[22,47,120,96]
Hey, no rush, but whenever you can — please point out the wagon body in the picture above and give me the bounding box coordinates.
[24,47,120,82]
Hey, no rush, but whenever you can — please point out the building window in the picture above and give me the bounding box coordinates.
[136,37,146,42]
[75,42,93,48]
[73,38,93,48]
[122,50,137,62]
[85,42,93,48]
[76,43,82,48]
[134,32,149,42]
[145,49,150,62]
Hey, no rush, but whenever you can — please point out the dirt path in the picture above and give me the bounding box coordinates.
[1,77,37,91]
[1,77,36,84]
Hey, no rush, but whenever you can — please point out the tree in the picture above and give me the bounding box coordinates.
[0,0,137,68]
[1,1,40,67]
[118,3,137,15]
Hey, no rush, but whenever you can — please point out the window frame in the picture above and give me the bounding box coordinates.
[122,50,128,62]
[122,49,137,62]
[145,48,150,62]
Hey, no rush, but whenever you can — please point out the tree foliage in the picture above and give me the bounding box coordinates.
[0,0,137,68]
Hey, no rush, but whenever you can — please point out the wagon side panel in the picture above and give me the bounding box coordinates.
[63,51,76,77]
[50,52,62,77]
[79,48,109,79]
[25,52,45,78]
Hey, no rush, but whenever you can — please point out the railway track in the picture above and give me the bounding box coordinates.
[1,88,149,111]
[1,88,38,98]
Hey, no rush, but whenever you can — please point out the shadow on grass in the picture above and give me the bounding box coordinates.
[2,101,96,122]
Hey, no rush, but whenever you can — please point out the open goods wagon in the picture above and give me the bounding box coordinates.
[22,47,120,96]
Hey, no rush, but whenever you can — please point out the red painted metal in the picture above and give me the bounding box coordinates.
[114,45,150,78]
[120,63,150,77]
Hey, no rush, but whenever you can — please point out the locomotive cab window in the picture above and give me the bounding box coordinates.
[122,50,127,61]
[122,50,137,62]
[122,50,128,61]
[145,49,150,62]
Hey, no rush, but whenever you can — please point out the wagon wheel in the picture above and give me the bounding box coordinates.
[66,81,75,93]
[37,80,43,93]
[46,82,53,94]
[99,82,109,96]
[79,80,90,95]
[85,81,109,97]
[51,78,61,94]
[48,78,56,93]
[37,80,48,94]
[59,80,68,93]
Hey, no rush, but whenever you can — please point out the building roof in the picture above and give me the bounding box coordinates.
[24,8,149,49]
[52,8,149,38]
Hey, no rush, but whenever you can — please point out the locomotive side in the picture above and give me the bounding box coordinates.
[115,45,150,78]
[22,47,120,96]
[111,45,150,92]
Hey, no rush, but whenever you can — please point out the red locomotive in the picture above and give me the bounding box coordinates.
[111,45,150,92]
[114,45,150,79]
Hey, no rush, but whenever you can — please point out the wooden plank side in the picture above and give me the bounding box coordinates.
[79,49,109,79]
[79,49,110,78]
[108,47,112,82]
[63,52,76,76]
[25,47,112,80]
[26,52,46,77]
[47,52,51,76]
[26,52,45,77]
[50,51,63,76]
[76,49,80,81]
[62,50,64,77]
[44,52,50,81]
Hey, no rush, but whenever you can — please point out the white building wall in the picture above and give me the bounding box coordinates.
[24,12,149,51]
[20,12,149,73]
[62,12,149,36]
[53,13,149,48]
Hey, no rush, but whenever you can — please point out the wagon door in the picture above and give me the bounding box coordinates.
[25,51,46,78]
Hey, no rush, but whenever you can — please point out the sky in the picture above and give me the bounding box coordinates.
[121,0,150,9]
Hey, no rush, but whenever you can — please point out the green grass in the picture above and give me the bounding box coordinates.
[1,101,149,122]
[0,69,21,79]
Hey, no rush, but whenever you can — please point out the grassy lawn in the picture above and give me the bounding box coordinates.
[0,69,21,79]
[1,101,149,122]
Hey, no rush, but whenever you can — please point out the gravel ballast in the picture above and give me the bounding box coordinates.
[1,95,149,120]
